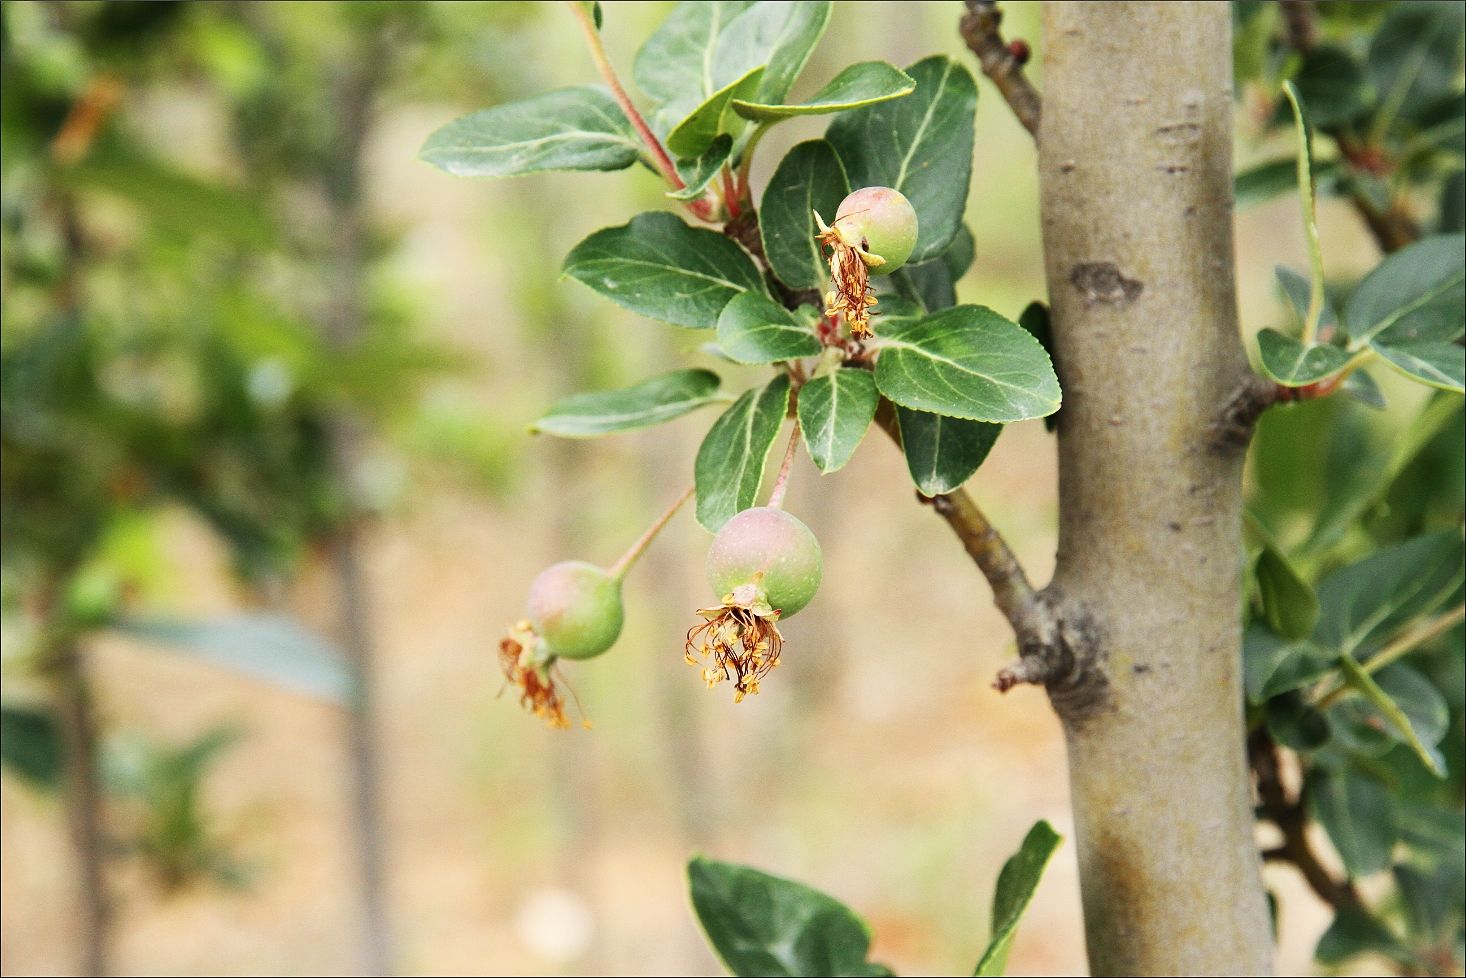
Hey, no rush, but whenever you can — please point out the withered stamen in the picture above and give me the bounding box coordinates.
[683,601,784,702]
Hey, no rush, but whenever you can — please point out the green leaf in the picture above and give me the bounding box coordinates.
[1243,625,1336,702]
[1440,170,1464,233]
[1256,329,1353,386]
[1336,657,1449,777]
[1314,531,1464,659]
[973,821,1062,977]
[563,212,766,328]
[1340,368,1386,410]
[797,368,878,473]
[733,61,915,120]
[1017,301,1058,433]
[0,704,62,789]
[579,1,603,30]
[874,305,1061,423]
[760,140,850,290]
[716,292,822,364]
[1316,908,1413,968]
[670,134,735,201]
[1344,234,1465,346]
[1368,1,1466,126]
[634,2,757,125]
[116,615,348,702]
[695,375,791,531]
[1276,265,1338,335]
[1308,766,1397,878]
[688,856,891,977]
[418,86,640,178]
[1287,45,1372,128]
[1266,694,1333,751]
[1372,339,1465,392]
[1235,157,1341,208]
[531,369,724,437]
[1255,543,1320,641]
[667,65,766,157]
[635,2,832,136]
[894,225,975,314]
[895,407,1000,497]
[826,56,978,264]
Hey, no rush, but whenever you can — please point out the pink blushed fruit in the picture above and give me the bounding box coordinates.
[706,507,823,619]
[834,186,918,275]
[526,560,624,660]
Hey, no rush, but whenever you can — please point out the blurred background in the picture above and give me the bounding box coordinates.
[0,2,1441,975]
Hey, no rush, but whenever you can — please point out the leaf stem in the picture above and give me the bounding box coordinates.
[609,485,695,580]
[567,1,685,191]
[765,420,803,509]
[1314,604,1466,709]
[1282,82,1326,345]
[734,122,771,203]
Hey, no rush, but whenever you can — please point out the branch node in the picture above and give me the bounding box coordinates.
[959,0,1042,139]
[1210,372,1281,453]
[993,656,1050,692]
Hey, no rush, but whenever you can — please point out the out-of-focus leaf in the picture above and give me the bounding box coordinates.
[563,211,766,328]
[1235,157,1341,208]
[1255,542,1320,640]
[1308,766,1397,878]
[1315,907,1412,968]
[115,615,348,702]
[688,856,893,977]
[694,374,790,531]
[1314,531,1464,659]
[1336,658,1449,777]
[1288,45,1371,128]
[0,703,62,789]
[531,369,724,437]
[826,56,977,264]
[973,821,1062,976]
[418,86,640,178]
[1368,0,1466,125]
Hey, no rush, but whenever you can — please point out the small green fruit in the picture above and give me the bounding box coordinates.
[706,507,823,619]
[526,561,624,659]
[834,186,918,275]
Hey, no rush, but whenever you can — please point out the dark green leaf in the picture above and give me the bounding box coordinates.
[760,140,850,290]
[1255,543,1320,640]
[1340,368,1386,410]
[0,704,62,789]
[716,292,822,364]
[1440,170,1464,233]
[826,56,977,264]
[1266,694,1333,751]
[695,375,790,531]
[671,134,735,201]
[116,615,348,702]
[688,856,890,977]
[973,820,1062,977]
[634,2,758,130]
[874,305,1061,423]
[531,369,724,437]
[1315,907,1412,968]
[730,1,833,108]
[1394,862,1462,947]
[1288,45,1371,128]
[1368,1,1466,124]
[733,61,915,120]
[1276,266,1338,335]
[797,368,877,473]
[1337,658,1449,777]
[895,407,1000,497]
[893,226,975,314]
[563,211,766,328]
[1345,234,1465,346]
[1309,766,1397,878]
[418,86,640,178]
[1235,157,1341,208]
[1017,302,1057,432]
[1314,531,1464,659]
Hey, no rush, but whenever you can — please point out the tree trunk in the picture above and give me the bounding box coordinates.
[1037,3,1272,974]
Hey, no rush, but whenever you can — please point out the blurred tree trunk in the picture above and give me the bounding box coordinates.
[1037,3,1272,974]
[321,58,395,978]
[53,643,109,977]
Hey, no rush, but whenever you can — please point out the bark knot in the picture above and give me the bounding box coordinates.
[1069,262,1143,305]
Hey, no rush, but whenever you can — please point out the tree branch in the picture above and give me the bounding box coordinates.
[959,0,1042,139]
[1250,730,1363,913]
